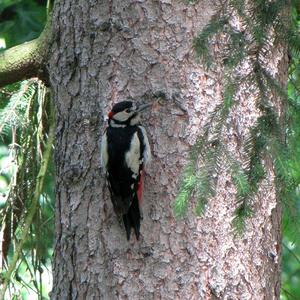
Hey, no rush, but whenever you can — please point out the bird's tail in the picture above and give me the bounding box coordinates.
[123,195,141,241]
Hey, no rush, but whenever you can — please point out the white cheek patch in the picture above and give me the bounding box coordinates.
[125,132,141,175]
[113,111,131,122]
[130,114,141,125]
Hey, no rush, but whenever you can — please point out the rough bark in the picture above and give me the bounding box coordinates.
[49,1,286,299]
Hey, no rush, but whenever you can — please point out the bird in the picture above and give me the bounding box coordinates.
[101,100,151,240]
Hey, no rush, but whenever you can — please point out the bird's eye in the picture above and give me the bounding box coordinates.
[125,108,131,113]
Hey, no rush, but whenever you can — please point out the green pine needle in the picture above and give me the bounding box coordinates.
[175,0,300,238]
[232,202,254,235]
[193,16,228,69]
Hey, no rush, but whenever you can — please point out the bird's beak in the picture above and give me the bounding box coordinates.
[136,103,152,112]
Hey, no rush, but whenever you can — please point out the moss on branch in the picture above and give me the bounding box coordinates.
[0,22,51,88]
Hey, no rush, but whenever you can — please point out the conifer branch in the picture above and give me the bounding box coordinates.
[0,110,54,300]
[175,0,298,232]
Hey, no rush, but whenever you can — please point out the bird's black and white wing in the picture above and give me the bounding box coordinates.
[138,125,151,166]
[100,130,108,174]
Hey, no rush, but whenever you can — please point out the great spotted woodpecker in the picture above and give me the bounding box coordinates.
[101,101,151,240]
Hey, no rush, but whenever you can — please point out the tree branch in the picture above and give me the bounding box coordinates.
[0,22,51,88]
[0,104,55,300]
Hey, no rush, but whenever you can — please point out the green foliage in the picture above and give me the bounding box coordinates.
[0,0,46,48]
[175,0,300,297]
[0,80,54,299]
[193,16,228,69]
[281,25,300,298]
[177,0,299,224]
[174,100,232,218]
[0,1,50,299]
[0,81,35,136]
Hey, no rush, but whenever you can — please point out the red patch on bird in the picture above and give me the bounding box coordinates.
[137,171,143,204]
[108,111,114,119]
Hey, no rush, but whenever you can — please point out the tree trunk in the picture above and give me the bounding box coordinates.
[49,1,286,299]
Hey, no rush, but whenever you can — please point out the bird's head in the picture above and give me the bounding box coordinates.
[108,101,151,126]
